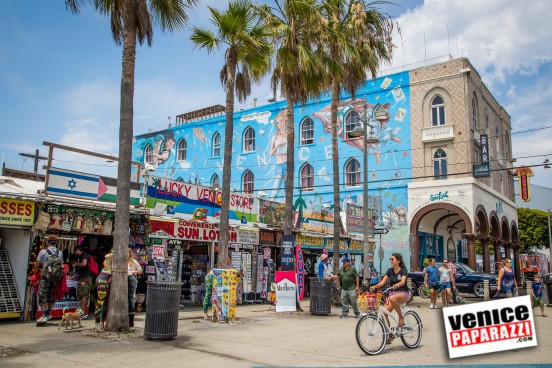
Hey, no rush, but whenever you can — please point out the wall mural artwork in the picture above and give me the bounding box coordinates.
[133,71,412,269]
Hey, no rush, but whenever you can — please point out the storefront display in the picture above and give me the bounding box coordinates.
[211,268,238,321]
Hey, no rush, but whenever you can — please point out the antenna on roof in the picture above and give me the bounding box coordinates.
[447,25,451,57]
[424,33,427,65]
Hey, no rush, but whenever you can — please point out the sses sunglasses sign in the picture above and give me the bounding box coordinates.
[443,296,537,358]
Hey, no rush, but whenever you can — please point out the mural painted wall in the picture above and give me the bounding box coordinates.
[133,71,412,270]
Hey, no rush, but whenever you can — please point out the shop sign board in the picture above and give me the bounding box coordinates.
[275,271,297,312]
[258,200,285,227]
[0,198,35,226]
[346,205,374,235]
[473,163,490,178]
[259,230,276,245]
[175,219,237,242]
[281,235,295,271]
[146,177,258,222]
[295,234,324,248]
[324,238,348,252]
[514,166,534,202]
[152,244,166,260]
[300,204,334,234]
[235,228,259,245]
[296,246,305,300]
[46,167,140,205]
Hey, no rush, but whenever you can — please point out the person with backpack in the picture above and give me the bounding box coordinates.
[73,245,97,319]
[34,235,64,325]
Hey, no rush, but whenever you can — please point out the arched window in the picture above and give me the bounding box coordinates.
[177,139,187,162]
[212,133,221,157]
[344,110,361,140]
[300,117,314,145]
[242,170,254,194]
[344,158,361,187]
[434,149,447,179]
[300,163,314,191]
[211,174,220,188]
[243,127,255,152]
[431,95,446,126]
[145,145,153,164]
[505,133,511,156]
[472,97,478,128]
[485,107,490,128]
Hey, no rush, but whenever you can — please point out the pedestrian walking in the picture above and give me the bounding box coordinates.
[328,257,360,318]
[424,258,439,309]
[438,259,455,307]
[497,258,518,298]
[318,254,331,278]
[531,274,547,317]
[34,235,64,325]
[73,245,92,319]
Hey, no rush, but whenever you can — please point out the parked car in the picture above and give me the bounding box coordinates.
[408,262,498,298]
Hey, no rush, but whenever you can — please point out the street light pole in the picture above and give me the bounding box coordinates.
[350,99,380,283]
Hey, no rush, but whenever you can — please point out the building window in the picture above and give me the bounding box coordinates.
[433,149,447,179]
[485,107,490,128]
[177,139,187,162]
[472,97,478,128]
[345,158,361,187]
[505,134,510,156]
[212,133,221,157]
[211,174,220,188]
[300,163,314,191]
[431,95,446,126]
[242,170,254,194]
[145,145,153,164]
[344,110,361,140]
[300,117,314,145]
[243,127,255,152]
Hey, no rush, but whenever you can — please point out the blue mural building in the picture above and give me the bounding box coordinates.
[133,71,412,270]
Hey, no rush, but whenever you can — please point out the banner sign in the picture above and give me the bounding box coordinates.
[300,204,334,233]
[443,296,537,358]
[513,167,534,202]
[259,230,276,245]
[0,198,35,226]
[47,167,140,205]
[146,176,257,222]
[295,234,324,248]
[175,220,237,242]
[480,134,489,164]
[281,235,295,271]
[275,271,297,312]
[152,244,166,260]
[346,205,374,235]
[234,228,259,245]
[296,246,305,300]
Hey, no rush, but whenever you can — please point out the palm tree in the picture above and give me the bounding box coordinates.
[66,0,198,332]
[257,0,327,237]
[319,0,394,273]
[191,0,272,268]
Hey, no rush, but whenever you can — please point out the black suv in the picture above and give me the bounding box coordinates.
[408,262,498,298]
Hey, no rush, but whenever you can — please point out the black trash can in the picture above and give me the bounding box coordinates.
[543,273,552,305]
[144,281,183,340]
[309,277,332,315]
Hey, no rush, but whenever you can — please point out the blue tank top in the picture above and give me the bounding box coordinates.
[501,268,515,288]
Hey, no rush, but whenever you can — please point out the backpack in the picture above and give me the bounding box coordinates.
[42,248,63,282]
[87,255,100,277]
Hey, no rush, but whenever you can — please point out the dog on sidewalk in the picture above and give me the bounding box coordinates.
[58,307,83,330]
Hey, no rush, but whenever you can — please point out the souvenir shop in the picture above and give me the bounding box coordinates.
[26,202,149,319]
[0,197,36,320]
[229,227,260,304]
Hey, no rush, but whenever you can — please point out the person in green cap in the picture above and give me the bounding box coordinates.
[328,257,360,318]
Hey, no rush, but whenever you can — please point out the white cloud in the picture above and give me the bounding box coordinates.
[506,84,516,99]
[389,0,552,84]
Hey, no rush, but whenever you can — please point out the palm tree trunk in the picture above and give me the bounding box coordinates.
[284,100,295,236]
[105,3,135,332]
[331,76,341,274]
[218,49,238,269]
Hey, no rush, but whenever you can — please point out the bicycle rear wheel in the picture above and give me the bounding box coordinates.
[355,314,387,355]
[400,310,422,348]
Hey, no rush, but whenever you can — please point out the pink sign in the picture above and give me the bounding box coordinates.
[296,245,305,300]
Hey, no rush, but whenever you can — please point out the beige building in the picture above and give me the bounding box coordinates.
[406,58,520,283]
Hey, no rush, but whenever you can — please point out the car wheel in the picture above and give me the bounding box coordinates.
[417,284,430,299]
[473,282,485,298]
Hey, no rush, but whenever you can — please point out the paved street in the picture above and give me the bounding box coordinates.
[1,296,551,367]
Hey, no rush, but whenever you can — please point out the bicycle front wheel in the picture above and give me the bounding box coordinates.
[355,314,387,355]
[400,310,422,348]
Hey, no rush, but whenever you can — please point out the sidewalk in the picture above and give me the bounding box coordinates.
[0,296,550,367]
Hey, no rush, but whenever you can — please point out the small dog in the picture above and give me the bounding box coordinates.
[58,307,83,330]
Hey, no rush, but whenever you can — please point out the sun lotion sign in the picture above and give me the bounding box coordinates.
[443,296,537,358]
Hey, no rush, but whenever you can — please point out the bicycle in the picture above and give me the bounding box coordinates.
[355,288,423,355]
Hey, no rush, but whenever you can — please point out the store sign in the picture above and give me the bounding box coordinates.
[175,219,237,242]
[296,246,305,300]
[300,204,334,233]
[235,228,259,245]
[275,271,297,312]
[443,296,536,358]
[281,235,295,271]
[259,230,276,245]
[514,167,534,202]
[295,234,324,248]
[152,244,166,260]
[0,198,35,226]
[473,163,490,178]
[325,238,348,252]
[346,205,373,235]
[146,177,257,222]
[480,134,490,163]
[47,167,140,205]
[429,191,449,201]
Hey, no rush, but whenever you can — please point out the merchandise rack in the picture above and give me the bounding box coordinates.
[0,250,22,319]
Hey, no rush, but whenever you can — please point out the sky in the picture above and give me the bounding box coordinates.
[0,0,551,188]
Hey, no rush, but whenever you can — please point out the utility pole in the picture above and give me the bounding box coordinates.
[19,149,48,174]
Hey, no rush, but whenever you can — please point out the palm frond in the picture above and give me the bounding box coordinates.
[190,27,220,53]
[150,0,198,32]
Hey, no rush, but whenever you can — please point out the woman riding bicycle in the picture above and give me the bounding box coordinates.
[370,253,410,328]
